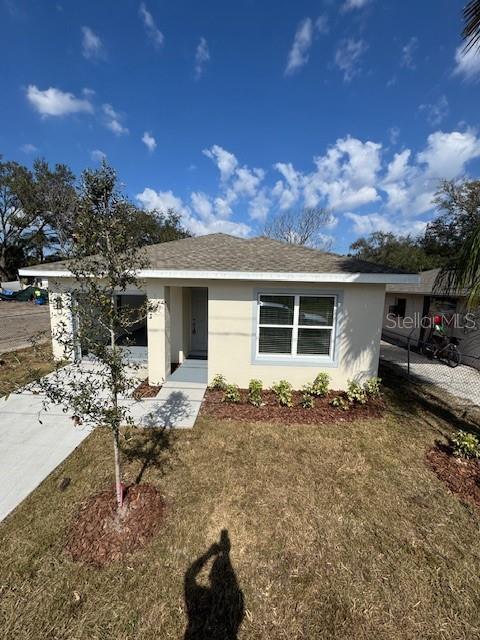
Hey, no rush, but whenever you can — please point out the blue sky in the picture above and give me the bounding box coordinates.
[1,0,480,253]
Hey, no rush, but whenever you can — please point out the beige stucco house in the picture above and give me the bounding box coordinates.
[19,233,418,389]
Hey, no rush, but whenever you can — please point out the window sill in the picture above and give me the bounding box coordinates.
[252,354,337,368]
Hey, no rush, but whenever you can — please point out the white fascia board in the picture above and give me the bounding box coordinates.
[19,266,420,285]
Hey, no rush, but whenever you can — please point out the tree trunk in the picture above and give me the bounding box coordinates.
[113,428,123,509]
[0,246,8,282]
[110,291,123,509]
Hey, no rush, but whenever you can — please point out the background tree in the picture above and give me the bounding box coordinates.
[422,179,480,260]
[349,231,439,272]
[0,157,78,279]
[33,163,155,509]
[0,159,38,281]
[263,207,333,249]
[130,208,190,247]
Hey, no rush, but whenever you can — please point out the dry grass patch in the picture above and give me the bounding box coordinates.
[1,391,480,639]
[0,343,55,397]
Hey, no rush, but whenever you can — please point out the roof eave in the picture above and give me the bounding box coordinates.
[19,267,420,285]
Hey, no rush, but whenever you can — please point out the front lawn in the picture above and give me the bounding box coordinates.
[1,387,479,639]
[0,343,55,397]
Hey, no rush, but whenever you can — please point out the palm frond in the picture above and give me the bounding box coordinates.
[435,224,480,309]
[463,0,480,52]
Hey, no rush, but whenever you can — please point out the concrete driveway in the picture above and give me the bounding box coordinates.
[0,358,206,522]
[0,302,50,353]
[0,392,91,522]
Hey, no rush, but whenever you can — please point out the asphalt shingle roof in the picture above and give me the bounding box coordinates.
[24,233,409,275]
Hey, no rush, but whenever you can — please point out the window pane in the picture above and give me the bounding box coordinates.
[297,328,332,355]
[259,295,294,325]
[259,327,293,354]
[299,296,334,326]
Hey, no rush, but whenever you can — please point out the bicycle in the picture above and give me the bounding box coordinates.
[420,336,461,368]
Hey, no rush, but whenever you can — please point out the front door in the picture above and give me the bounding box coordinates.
[190,288,208,357]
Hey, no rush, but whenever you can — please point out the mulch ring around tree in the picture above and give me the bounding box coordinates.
[200,389,385,425]
[425,444,480,509]
[132,378,162,399]
[65,484,166,568]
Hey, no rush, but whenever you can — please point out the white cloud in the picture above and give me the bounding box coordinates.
[137,128,480,244]
[191,191,213,218]
[453,44,480,81]
[26,85,93,117]
[419,95,449,126]
[21,143,38,154]
[334,38,367,82]
[136,188,187,214]
[389,126,400,145]
[249,189,271,221]
[401,37,418,70]
[344,212,427,236]
[142,131,156,152]
[203,144,238,181]
[81,26,104,60]
[315,15,329,35]
[91,149,106,163]
[136,186,251,237]
[416,129,480,179]
[139,2,164,48]
[231,167,264,199]
[102,103,129,135]
[342,0,370,11]
[195,37,210,79]
[272,162,303,210]
[285,18,314,75]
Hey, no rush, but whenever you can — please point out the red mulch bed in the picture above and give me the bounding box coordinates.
[65,484,165,568]
[133,378,162,399]
[200,389,385,425]
[426,444,480,509]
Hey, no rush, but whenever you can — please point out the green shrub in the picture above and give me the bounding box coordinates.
[271,380,293,407]
[364,376,382,397]
[210,373,227,390]
[248,379,263,407]
[330,395,349,411]
[312,372,330,397]
[223,383,240,404]
[346,379,367,405]
[301,383,315,408]
[451,430,480,459]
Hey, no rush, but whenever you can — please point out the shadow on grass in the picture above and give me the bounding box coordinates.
[122,427,177,485]
[184,530,244,640]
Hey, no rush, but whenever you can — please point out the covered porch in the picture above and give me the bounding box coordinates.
[146,284,208,386]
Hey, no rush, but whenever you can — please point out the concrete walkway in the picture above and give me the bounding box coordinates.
[380,341,480,406]
[129,359,207,428]
[0,358,207,522]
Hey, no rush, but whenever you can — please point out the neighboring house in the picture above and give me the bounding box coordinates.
[19,233,417,389]
[384,268,480,370]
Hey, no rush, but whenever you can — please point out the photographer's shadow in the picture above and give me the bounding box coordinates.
[184,530,244,640]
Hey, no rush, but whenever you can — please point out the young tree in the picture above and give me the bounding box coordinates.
[34,163,153,509]
[263,207,334,249]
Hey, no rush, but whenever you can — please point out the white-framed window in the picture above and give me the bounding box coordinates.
[256,293,336,359]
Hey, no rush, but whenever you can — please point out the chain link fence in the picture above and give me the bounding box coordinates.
[381,328,480,407]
